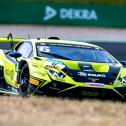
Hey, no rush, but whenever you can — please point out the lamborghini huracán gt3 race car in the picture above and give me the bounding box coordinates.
[0,37,126,100]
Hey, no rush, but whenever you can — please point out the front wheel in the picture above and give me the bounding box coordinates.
[19,64,30,96]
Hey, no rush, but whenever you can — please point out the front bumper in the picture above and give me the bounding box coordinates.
[58,86,125,100]
[29,76,126,100]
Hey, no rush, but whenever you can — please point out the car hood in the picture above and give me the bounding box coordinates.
[63,62,121,84]
[34,58,122,84]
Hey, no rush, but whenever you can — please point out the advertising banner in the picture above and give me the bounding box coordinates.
[0,2,126,27]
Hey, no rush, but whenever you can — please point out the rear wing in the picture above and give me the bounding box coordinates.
[0,33,24,50]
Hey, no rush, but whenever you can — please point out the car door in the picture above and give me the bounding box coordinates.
[4,41,33,88]
[4,51,20,88]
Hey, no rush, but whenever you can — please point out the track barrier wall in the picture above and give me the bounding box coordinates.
[0,2,126,27]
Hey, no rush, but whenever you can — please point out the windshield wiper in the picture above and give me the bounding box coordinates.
[41,52,71,60]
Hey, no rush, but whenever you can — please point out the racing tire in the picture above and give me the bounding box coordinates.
[19,64,31,96]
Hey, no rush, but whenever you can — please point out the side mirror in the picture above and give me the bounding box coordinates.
[120,60,126,66]
[9,51,22,58]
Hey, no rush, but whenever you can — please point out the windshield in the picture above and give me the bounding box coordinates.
[36,43,117,63]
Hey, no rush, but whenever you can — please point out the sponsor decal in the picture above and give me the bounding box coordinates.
[78,72,106,78]
[88,73,106,77]
[39,46,50,53]
[5,69,14,80]
[86,82,104,87]
[45,59,66,69]
[78,72,87,77]
[43,6,98,21]
[29,78,39,85]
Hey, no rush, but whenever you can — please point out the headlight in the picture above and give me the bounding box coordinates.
[47,69,65,78]
[118,76,126,83]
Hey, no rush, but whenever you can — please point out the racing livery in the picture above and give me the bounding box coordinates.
[0,37,126,100]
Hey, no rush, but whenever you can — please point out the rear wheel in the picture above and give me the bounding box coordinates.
[19,64,30,96]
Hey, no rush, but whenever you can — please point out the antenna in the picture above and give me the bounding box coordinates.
[44,24,47,39]
[43,13,47,39]
[28,34,30,39]
[7,33,13,49]
[7,33,13,40]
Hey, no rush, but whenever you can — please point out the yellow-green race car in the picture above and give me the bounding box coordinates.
[0,37,126,100]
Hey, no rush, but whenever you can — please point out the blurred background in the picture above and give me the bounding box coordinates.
[0,0,126,60]
[1,1,126,126]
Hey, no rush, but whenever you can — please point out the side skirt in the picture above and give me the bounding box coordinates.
[0,78,19,95]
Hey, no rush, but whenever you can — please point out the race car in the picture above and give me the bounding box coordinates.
[0,36,126,100]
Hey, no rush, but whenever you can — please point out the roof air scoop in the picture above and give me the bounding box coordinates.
[48,37,60,40]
